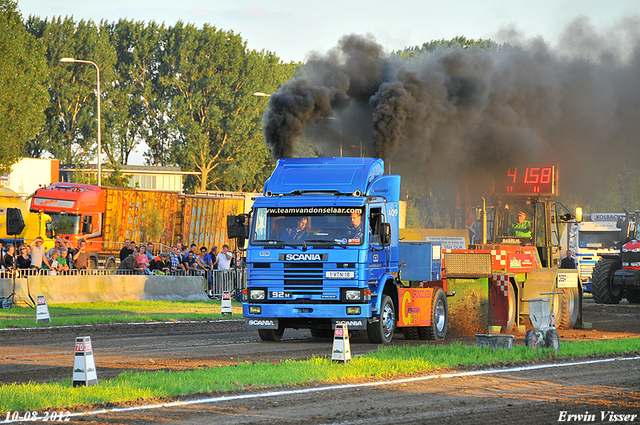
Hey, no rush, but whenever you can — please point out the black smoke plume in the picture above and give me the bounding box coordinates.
[262,20,640,211]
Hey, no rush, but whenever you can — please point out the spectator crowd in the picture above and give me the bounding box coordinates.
[0,237,246,279]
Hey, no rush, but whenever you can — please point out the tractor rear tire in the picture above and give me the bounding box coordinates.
[506,283,516,331]
[421,288,448,340]
[367,295,395,344]
[591,258,623,304]
[626,289,640,304]
[558,287,580,329]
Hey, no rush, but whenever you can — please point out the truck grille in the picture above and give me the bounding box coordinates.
[622,251,640,267]
[250,261,354,298]
[284,262,323,288]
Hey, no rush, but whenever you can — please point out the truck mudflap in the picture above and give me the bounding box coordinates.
[333,319,367,330]
[245,318,279,329]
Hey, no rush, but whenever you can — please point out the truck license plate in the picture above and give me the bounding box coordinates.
[270,291,292,299]
[326,271,355,279]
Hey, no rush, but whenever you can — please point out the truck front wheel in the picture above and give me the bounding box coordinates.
[591,258,622,304]
[367,295,395,344]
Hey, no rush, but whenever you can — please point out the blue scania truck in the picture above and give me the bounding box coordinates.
[241,157,449,344]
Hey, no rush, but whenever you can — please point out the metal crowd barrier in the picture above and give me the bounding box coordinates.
[0,267,247,299]
[205,269,246,299]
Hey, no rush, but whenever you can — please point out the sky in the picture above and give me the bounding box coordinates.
[14,0,640,166]
[16,0,640,64]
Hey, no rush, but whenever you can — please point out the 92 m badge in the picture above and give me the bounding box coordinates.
[271,291,292,299]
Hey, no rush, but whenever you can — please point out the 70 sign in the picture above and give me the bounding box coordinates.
[498,165,558,196]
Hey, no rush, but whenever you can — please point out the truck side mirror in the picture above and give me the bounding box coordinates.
[379,223,391,247]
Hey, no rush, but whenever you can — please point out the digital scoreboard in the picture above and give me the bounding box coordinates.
[494,165,558,196]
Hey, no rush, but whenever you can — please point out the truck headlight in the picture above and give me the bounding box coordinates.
[345,290,361,301]
[249,306,261,314]
[249,289,265,301]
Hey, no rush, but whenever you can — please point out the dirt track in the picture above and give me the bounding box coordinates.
[1,298,639,424]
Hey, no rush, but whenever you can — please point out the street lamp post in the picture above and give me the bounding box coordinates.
[60,58,102,186]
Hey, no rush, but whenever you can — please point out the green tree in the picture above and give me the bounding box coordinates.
[25,16,117,174]
[105,19,169,166]
[160,22,297,192]
[0,0,48,173]
[393,36,503,60]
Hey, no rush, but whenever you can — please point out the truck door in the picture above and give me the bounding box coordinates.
[367,206,388,281]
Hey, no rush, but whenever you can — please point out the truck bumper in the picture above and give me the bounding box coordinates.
[243,303,371,330]
[612,269,640,289]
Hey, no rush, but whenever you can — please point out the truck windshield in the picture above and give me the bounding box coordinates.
[251,207,366,246]
[49,213,81,235]
[579,231,618,249]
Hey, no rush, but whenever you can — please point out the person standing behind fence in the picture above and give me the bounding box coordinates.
[58,248,70,273]
[169,245,185,274]
[120,239,134,262]
[117,247,139,274]
[29,236,51,270]
[16,245,31,271]
[180,244,189,263]
[136,244,152,275]
[182,250,198,275]
[151,253,170,274]
[146,242,156,262]
[216,244,232,270]
[49,249,60,273]
[231,249,245,269]
[197,246,212,270]
[47,238,63,261]
[3,245,15,272]
[73,240,90,270]
[210,246,219,269]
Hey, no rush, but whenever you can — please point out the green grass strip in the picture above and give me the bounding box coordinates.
[1,338,638,412]
[0,301,242,328]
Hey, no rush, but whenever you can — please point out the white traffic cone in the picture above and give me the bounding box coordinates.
[72,336,98,387]
[36,295,51,324]
[331,323,351,363]
[221,291,233,315]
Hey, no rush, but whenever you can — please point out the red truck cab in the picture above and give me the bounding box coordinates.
[31,183,105,261]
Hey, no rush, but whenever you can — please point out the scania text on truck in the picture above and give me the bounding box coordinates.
[443,165,584,335]
[241,157,449,344]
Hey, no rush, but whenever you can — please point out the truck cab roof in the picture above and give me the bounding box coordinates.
[264,157,384,197]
